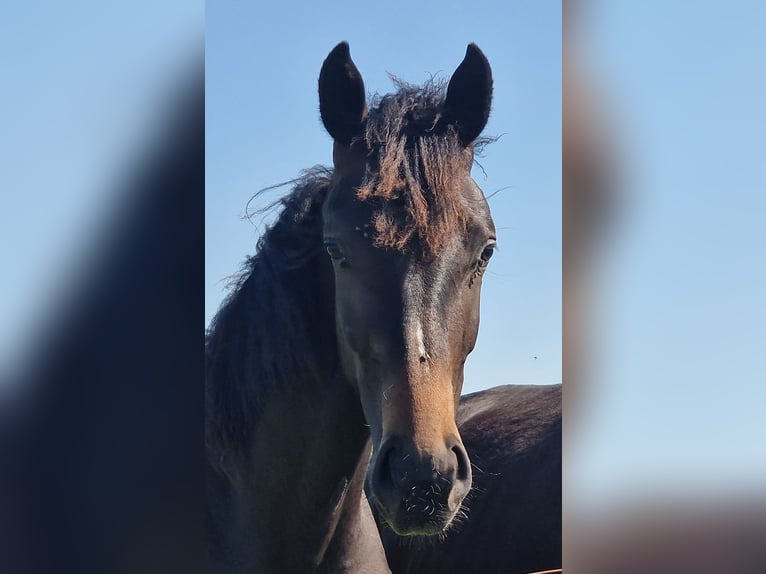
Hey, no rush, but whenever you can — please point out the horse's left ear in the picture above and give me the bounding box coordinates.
[444,44,493,147]
[318,42,368,146]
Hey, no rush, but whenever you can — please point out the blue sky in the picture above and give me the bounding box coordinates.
[206,0,562,394]
[571,0,766,502]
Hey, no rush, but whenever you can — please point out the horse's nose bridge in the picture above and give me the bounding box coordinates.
[401,266,426,349]
[380,374,459,450]
[403,313,430,366]
[400,264,453,370]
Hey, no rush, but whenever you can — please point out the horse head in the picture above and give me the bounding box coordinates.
[318,41,495,536]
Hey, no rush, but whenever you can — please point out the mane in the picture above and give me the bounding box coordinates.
[205,167,335,453]
[355,77,491,255]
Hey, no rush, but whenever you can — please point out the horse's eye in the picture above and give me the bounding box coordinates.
[480,244,495,263]
[324,241,346,262]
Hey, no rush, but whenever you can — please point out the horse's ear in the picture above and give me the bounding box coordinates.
[318,42,367,146]
[444,43,493,146]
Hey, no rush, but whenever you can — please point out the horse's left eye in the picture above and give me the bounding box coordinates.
[480,244,495,263]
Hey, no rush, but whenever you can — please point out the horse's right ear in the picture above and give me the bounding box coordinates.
[318,42,367,146]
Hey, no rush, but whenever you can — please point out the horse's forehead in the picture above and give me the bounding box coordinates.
[324,171,483,210]
[321,177,374,225]
[322,174,493,244]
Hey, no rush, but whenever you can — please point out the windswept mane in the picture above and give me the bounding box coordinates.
[205,167,334,453]
[355,77,490,254]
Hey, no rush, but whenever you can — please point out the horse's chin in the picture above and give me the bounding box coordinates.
[389,522,450,537]
[381,506,459,537]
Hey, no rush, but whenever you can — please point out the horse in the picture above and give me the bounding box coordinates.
[375,384,562,574]
[205,41,498,573]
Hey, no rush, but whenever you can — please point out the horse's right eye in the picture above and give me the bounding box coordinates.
[324,241,346,262]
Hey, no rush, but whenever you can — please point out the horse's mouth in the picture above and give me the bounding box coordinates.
[376,495,461,537]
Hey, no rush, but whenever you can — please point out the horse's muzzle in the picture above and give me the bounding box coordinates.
[369,434,472,535]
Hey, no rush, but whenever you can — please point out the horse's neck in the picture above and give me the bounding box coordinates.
[226,374,386,573]
[209,253,389,573]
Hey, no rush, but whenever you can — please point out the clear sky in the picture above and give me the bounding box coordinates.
[206,0,562,394]
[571,0,766,502]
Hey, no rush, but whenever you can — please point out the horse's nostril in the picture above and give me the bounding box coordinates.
[374,439,406,494]
[375,446,392,484]
[452,444,471,482]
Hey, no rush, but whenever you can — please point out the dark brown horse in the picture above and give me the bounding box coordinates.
[206,42,497,572]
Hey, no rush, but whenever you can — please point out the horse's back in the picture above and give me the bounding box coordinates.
[382,384,562,574]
